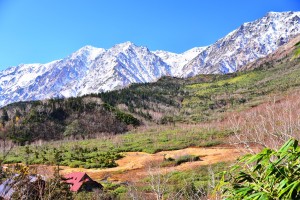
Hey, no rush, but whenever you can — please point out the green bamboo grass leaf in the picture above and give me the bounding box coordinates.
[245,192,269,200]
[292,48,300,60]
[236,172,253,183]
[238,154,253,163]
[246,149,273,168]
[247,151,266,163]
[235,187,253,196]
[230,165,242,172]
[221,139,300,199]
[278,181,297,198]
[278,139,294,153]
[253,163,262,172]
[277,179,288,192]
[272,154,287,166]
[287,181,300,198]
[265,164,276,177]
[293,139,299,150]
[292,41,300,60]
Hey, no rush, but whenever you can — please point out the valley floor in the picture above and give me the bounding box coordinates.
[35,146,250,184]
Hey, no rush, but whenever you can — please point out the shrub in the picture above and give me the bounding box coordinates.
[69,161,85,168]
[160,154,201,167]
[113,186,127,195]
[219,139,300,199]
[175,155,200,166]
[2,157,22,164]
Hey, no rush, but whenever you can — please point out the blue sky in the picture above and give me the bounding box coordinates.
[0,0,299,70]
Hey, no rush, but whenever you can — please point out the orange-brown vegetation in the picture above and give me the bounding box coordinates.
[33,146,248,184]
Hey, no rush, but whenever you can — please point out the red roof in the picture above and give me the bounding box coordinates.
[64,172,93,192]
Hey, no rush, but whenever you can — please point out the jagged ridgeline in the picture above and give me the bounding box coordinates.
[1,12,299,108]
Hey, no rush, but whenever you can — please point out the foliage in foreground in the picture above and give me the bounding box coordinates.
[220,139,300,199]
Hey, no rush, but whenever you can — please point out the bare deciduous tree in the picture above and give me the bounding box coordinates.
[229,93,300,151]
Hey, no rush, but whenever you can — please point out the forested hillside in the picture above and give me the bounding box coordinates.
[0,97,139,144]
[1,35,300,145]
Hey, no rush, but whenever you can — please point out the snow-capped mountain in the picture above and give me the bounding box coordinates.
[180,11,300,77]
[0,11,300,107]
[0,42,171,107]
[76,42,171,96]
[153,47,207,77]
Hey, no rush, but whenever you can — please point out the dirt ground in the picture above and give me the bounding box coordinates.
[34,146,250,184]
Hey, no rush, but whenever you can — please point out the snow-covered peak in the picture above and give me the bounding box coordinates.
[112,41,137,51]
[265,11,300,17]
[75,41,171,95]
[182,46,208,59]
[107,42,155,62]
[181,11,300,77]
[153,46,207,76]
[70,45,106,61]
[78,45,97,51]
[107,41,136,56]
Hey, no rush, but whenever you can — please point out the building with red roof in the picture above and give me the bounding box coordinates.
[64,172,102,192]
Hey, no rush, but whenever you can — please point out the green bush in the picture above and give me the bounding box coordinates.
[220,139,300,199]
[69,161,85,168]
[2,157,22,164]
[113,186,127,195]
[103,103,140,126]
[161,154,201,167]
[175,155,200,166]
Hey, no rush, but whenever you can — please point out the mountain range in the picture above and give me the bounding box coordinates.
[0,11,300,107]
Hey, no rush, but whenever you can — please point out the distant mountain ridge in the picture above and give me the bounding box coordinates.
[0,11,299,107]
[0,42,172,106]
[152,46,208,77]
[181,11,300,76]
[240,34,300,71]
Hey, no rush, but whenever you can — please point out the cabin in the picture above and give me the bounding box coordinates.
[0,174,45,200]
[64,172,102,192]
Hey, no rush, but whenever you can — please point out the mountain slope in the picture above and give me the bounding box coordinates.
[153,47,207,76]
[240,34,300,71]
[0,96,140,143]
[0,45,105,106]
[77,42,171,96]
[0,42,171,107]
[181,11,300,77]
[0,11,300,107]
